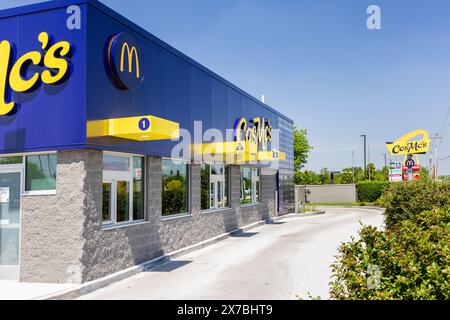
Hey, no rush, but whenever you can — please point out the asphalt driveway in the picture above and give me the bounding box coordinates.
[80,208,384,300]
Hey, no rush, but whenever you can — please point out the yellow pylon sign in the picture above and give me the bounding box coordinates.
[386,129,431,156]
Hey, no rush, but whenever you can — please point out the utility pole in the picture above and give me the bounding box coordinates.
[431,133,443,180]
[352,150,355,183]
[368,143,371,181]
[360,135,367,180]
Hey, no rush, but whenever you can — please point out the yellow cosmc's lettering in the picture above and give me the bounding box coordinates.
[0,32,71,115]
[10,50,42,93]
[386,129,431,156]
[235,117,272,152]
[0,41,15,115]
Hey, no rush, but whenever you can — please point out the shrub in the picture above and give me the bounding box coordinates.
[357,181,389,202]
[330,207,450,300]
[379,180,450,229]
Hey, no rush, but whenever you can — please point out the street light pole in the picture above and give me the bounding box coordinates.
[382,153,387,167]
[360,135,367,179]
[352,150,355,183]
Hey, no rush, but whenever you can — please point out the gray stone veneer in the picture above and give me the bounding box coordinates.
[20,150,278,283]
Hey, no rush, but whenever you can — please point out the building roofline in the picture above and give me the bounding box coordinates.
[0,0,294,123]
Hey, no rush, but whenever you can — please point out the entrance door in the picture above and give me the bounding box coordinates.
[210,176,224,209]
[0,171,21,280]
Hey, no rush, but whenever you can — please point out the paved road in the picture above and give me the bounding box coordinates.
[81,208,384,300]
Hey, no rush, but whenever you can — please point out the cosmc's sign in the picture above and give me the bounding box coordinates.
[234,117,272,152]
[386,129,431,156]
[0,32,71,115]
[107,32,144,90]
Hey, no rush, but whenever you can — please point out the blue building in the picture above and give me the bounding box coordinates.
[0,0,293,283]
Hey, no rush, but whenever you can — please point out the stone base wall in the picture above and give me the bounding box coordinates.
[20,150,279,283]
[20,150,92,283]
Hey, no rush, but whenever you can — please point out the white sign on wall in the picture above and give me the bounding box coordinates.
[0,187,10,203]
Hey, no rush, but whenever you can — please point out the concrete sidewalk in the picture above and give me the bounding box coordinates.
[0,280,76,300]
[1,207,383,300]
[80,207,384,300]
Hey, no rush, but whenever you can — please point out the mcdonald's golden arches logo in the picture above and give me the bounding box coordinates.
[107,32,144,90]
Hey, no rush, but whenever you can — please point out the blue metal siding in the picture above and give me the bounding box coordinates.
[278,117,294,213]
[84,3,285,158]
[0,0,293,162]
[0,3,87,154]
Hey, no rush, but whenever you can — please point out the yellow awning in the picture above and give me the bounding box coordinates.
[87,115,179,141]
[193,141,285,163]
[257,150,286,161]
[192,141,257,163]
[193,141,256,156]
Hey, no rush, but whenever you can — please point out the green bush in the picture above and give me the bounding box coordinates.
[357,181,389,202]
[379,180,450,229]
[330,207,450,300]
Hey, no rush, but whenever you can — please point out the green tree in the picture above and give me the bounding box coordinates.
[373,166,389,181]
[293,127,313,172]
[294,170,320,185]
[365,163,376,180]
[334,172,354,184]
[318,168,330,184]
[420,166,430,180]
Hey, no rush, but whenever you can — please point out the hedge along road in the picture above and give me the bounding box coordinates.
[80,208,384,300]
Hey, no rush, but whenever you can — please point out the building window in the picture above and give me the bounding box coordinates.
[25,154,57,192]
[162,159,189,216]
[240,167,261,204]
[102,154,145,226]
[201,164,229,211]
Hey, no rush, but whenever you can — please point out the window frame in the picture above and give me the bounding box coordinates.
[102,152,146,228]
[252,168,261,203]
[0,152,58,196]
[240,166,261,205]
[161,158,191,217]
[201,163,230,212]
[22,151,57,196]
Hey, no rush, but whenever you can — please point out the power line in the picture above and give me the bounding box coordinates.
[438,106,450,143]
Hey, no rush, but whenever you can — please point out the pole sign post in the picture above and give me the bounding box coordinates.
[405,155,415,181]
[386,129,430,182]
[389,162,403,182]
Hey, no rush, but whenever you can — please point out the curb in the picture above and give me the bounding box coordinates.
[37,217,283,300]
[315,206,384,212]
[275,211,326,219]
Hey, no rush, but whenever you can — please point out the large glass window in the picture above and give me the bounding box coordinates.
[201,164,229,211]
[162,159,189,216]
[25,154,57,191]
[102,154,145,226]
[240,167,261,204]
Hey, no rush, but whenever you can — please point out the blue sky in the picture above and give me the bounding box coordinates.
[1,0,450,174]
